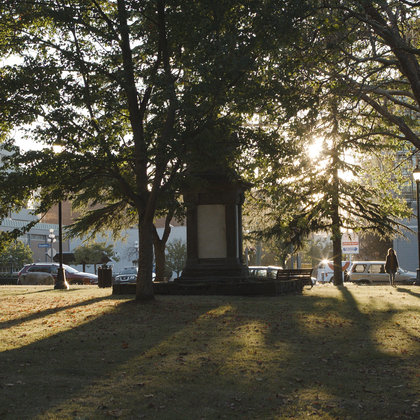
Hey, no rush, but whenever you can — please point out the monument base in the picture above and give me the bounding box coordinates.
[180,258,249,283]
[112,277,307,296]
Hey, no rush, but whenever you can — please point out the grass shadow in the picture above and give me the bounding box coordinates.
[1,286,419,419]
[0,293,220,419]
[395,286,420,299]
[0,295,115,330]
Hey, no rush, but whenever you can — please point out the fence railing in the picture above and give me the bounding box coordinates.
[0,265,21,274]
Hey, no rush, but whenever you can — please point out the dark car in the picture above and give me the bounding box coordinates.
[17,262,98,285]
[113,266,138,284]
[113,266,157,284]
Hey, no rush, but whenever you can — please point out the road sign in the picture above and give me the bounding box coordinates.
[342,233,359,254]
[47,248,57,258]
[38,243,51,248]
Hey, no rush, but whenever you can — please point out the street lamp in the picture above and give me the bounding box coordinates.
[50,144,69,289]
[55,201,69,289]
[413,165,420,281]
[48,229,56,262]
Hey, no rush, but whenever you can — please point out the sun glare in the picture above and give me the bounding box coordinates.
[307,137,324,159]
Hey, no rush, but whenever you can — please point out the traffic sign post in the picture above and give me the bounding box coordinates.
[342,233,359,254]
[47,248,57,258]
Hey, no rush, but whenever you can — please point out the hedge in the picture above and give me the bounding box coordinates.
[0,273,19,285]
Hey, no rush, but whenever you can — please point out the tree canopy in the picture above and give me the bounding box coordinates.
[165,238,186,278]
[0,0,417,291]
[73,241,118,272]
[0,240,33,272]
[242,0,417,283]
[310,0,420,149]
[0,0,315,299]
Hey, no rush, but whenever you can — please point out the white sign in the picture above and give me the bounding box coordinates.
[342,233,359,254]
[47,248,57,258]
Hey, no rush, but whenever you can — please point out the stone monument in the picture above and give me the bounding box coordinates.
[180,171,250,282]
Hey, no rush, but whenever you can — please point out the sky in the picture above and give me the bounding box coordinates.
[13,132,44,151]
[17,140,42,151]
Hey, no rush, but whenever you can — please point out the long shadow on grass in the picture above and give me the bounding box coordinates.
[85,288,417,420]
[396,286,420,299]
[294,285,420,419]
[1,290,419,419]
[0,295,114,330]
[0,295,221,419]
[20,287,89,295]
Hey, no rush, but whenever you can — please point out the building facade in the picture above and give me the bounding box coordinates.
[392,152,419,271]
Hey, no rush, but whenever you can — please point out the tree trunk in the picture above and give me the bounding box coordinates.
[152,209,174,282]
[136,218,155,301]
[332,225,343,286]
[331,122,343,286]
[154,239,166,282]
[331,164,343,286]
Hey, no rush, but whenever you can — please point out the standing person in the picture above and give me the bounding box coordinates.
[385,248,399,287]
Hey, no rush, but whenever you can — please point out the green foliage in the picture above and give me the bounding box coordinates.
[165,239,186,276]
[302,0,420,149]
[297,236,333,267]
[3,0,416,295]
[73,242,119,266]
[0,0,314,299]
[243,0,417,272]
[0,239,33,272]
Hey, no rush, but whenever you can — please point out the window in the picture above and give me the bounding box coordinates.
[29,266,51,273]
[353,264,366,273]
[369,264,385,274]
[256,269,268,277]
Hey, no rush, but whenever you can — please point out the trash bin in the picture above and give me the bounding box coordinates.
[98,266,112,288]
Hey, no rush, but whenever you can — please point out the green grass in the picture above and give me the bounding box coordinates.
[1,284,419,419]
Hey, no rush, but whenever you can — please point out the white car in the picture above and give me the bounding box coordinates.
[248,266,283,279]
[316,260,350,283]
[345,261,417,285]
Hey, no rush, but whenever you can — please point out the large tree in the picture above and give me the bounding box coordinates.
[0,1,311,299]
[298,0,419,283]
[242,1,415,284]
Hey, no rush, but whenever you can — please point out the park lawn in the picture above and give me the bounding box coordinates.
[0,284,419,419]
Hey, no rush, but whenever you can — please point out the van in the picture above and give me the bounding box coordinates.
[345,261,417,285]
[316,260,350,283]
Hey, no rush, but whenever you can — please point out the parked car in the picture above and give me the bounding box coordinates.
[345,261,417,285]
[17,262,98,285]
[113,267,157,284]
[248,265,283,279]
[19,272,55,285]
[113,266,138,284]
[316,260,351,283]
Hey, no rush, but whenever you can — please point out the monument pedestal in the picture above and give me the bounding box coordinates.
[180,173,249,283]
